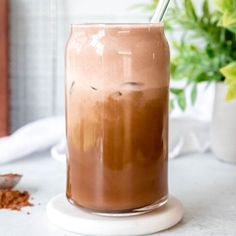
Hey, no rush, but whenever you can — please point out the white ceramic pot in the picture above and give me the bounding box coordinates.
[210,82,236,163]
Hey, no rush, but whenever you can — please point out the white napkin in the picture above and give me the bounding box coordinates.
[0,117,65,164]
[169,118,210,158]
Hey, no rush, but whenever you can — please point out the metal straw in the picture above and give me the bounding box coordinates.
[151,0,171,22]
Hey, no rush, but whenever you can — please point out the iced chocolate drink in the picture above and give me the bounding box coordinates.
[66,24,170,214]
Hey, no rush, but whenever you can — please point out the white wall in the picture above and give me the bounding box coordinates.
[59,0,146,15]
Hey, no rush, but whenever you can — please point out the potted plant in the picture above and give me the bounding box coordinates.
[137,0,236,162]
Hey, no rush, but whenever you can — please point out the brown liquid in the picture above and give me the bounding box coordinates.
[66,24,169,212]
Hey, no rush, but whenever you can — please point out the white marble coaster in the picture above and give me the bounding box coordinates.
[47,194,183,236]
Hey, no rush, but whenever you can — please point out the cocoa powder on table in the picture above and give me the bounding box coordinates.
[0,189,33,211]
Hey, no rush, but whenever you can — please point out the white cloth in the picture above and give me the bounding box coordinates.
[0,117,65,164]
[0,116,210,164]
[169,118,210,159]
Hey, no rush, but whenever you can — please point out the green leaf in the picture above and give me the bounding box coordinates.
[220,62,236,80]
[215,0,236,13]
[202,0,210,17]
[170,63,177,75]
[185,0,198,21]
[225,83,236,100]
[215,0,236,33]
[170,88,184,95]
[194,72,208,83]
[206,44,215,58]
[191,84,198,105]
[220,62,236,100]
[177,93,187,111]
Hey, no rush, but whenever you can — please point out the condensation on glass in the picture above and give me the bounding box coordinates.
[65,23,170,215]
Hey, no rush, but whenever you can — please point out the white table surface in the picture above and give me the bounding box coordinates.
[0,152,236,236]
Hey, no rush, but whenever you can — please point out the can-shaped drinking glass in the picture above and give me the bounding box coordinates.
[66,23,170,215]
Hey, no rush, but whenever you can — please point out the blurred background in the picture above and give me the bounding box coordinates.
[4,0,212,132]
